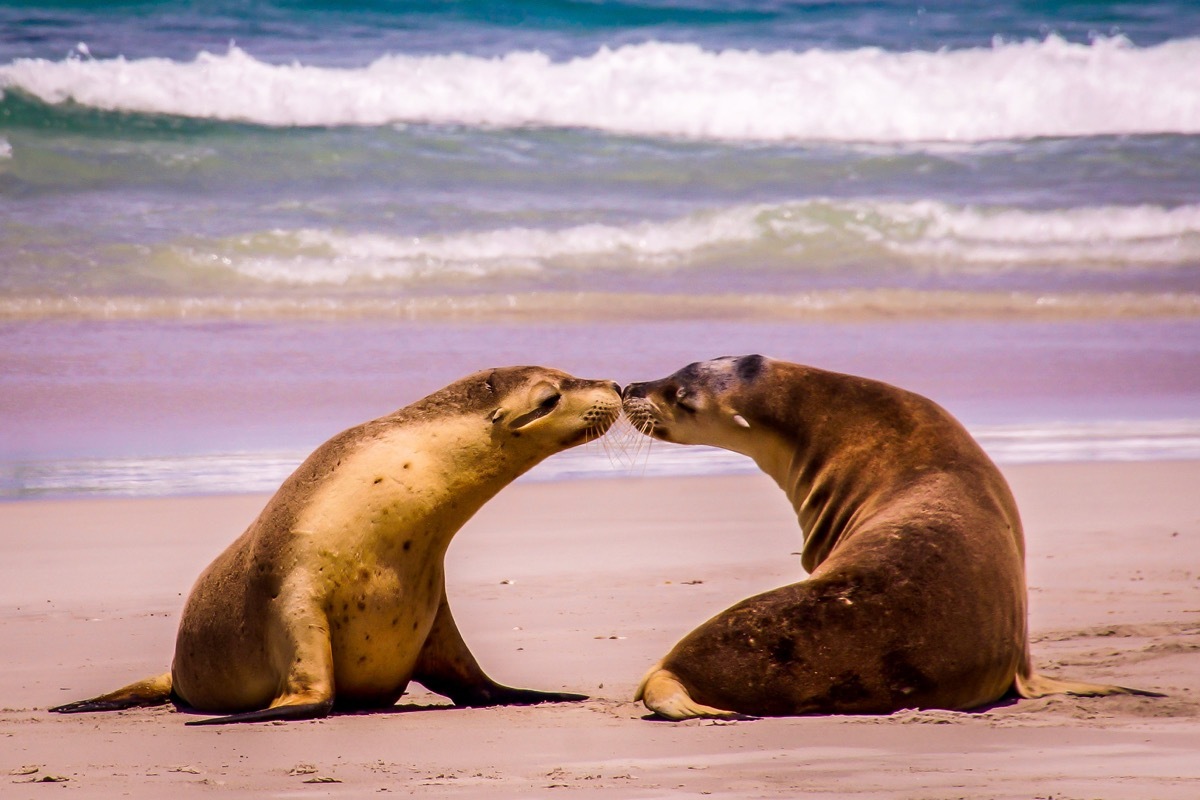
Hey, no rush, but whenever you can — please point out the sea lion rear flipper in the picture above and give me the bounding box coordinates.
[636,664,757,721]
[182,599,340,725]
[413,593,587,707]
[49,672,173,714]
[184,697,334,726]
[1015,669,1165,699]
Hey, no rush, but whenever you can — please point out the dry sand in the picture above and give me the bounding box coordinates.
[2,461,1198,798]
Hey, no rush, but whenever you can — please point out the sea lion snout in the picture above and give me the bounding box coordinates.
[621,380,671,442]
[622,381,648,400]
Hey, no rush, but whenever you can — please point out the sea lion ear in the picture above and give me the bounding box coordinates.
[732,413,751,429]
[489,408,504,424]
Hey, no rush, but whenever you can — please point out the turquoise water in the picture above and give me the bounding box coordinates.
[2,1,1199,498]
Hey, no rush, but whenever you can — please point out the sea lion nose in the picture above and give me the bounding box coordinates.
[622,382,645,399]
[609,381,623,396]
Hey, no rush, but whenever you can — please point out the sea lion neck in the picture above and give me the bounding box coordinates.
[742,422,882,575]
[390,416,548,534]
[286,414,548,567]
[736,369,913,575]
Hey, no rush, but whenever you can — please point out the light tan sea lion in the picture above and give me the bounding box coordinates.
[622,355,1162,719]
[51,366,621,725]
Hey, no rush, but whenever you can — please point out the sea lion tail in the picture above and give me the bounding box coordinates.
[49,672,174,714]
[1014,669,1165,700]
[635,663,754,721]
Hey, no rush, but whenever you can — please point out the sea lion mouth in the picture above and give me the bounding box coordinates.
[621,396,666,440]
[562,402,621,446]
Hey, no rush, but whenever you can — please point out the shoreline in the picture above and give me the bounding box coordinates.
[3,462,1198,797]
[6,414,1200,501]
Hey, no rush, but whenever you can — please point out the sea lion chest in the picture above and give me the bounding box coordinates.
[289,427,485,698]
[318,540,445,698]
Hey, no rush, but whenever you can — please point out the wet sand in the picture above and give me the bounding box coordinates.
[2,461,1198,798]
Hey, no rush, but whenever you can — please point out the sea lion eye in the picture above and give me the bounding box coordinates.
[506,386,563,429]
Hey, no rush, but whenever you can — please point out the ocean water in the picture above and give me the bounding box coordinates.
[2,1,1199,498]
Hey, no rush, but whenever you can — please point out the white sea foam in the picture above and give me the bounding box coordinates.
[974,420,1200,464]
[193,209,765,285]
[876,201,1200,268]
[172,200,1200,286]
[0,136,11,159]
[3,37,1200,141]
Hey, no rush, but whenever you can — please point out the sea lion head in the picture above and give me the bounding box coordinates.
[622,355,769,449]
[479,366,623,450]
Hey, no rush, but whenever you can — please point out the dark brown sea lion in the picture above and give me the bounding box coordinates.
[52,366,622,725]
[622,355,1161,719]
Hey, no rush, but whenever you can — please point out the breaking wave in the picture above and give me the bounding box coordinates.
[4,36,1200,141]
[160,200,1200,285]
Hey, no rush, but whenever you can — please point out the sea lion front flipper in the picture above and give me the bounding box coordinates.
[413,593,587,707]
[49,672,173,714]
[1015,669,1165,700]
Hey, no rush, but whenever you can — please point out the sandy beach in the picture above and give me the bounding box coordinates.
[3,460,1197,799]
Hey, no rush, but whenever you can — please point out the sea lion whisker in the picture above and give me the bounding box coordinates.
[626,418,658,476]
[638,434,660,477]
[611,415,640,465]
[620,418,648,466]
[598,420,625,467]
[589,422,612,460]
[588,408,628,468]
[598,416,641,468]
